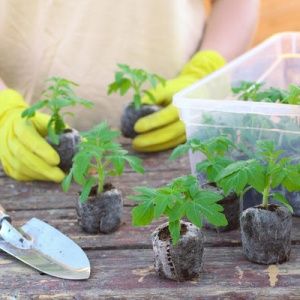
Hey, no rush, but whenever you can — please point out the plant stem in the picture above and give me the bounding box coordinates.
[262,175,271,208]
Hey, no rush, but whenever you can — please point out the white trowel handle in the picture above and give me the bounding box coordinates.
[0,204,12,228]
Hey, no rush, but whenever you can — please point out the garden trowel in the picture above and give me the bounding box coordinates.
[0,204,90,280]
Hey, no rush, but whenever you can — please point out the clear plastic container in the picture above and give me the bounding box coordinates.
[173,32,300,214]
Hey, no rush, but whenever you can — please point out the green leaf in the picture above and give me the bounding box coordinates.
[110,156,125,175]
[168,221,181,245]
[185,202,202,228]
[21,100,48,119]
[218,168,248,195]
[246,161,266,192]
[270,166,286,188]
[169,143,190,160]
[119,78,132,96]
[282,170,300,192]
[61,171,73,192]
[153,193,172,219]
[143,90,156,103]
[125,155,144,174]
[216,160,251,182]
[79,177,96,203]
[132,202,154,226]
[272,192,293,212]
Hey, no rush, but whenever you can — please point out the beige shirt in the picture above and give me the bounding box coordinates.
[0,0,206,129]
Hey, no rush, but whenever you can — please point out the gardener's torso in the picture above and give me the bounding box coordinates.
[0,0,206,129]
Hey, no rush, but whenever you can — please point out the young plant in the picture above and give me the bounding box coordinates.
[22,77,93,144]
[232,80,300,104]
[170,136,235,183]
[62,122,144,202]
[107,64,165,109]
[130,175,228,245]
[216,140,300,211]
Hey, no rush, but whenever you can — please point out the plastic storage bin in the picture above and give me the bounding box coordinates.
[173,32,300,214]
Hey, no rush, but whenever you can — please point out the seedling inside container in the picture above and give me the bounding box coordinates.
[108,64,165,138]
[22,77,93,171]
[170,136,240,231]
[62,122,144,234]
[130,175,227,281]
[232,80,300,104]
[216,140,300,264]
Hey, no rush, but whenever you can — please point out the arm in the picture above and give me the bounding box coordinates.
[200,0,260,61]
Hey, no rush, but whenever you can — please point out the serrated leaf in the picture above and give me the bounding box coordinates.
[216,160,251,182]
[125,155,144,174]
[282,170,300,192]
[246,161,266,192]
[170,143,190,160]
[219,168,248,195]
[110,156,125,175]
[185,202,202,228]
[270,166,286,188]
[153,195,171,219]
[132,202,154,226]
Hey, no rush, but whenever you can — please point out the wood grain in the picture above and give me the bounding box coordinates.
[0,246,300,299]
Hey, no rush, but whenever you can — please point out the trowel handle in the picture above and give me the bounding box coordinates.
[0,204,11,228]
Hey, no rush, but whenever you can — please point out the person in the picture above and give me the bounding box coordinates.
[0,0,259,182]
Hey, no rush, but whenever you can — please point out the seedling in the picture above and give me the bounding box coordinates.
[130,175,227,245]
[107,64,165,109]
[216,139,300,211]
[170,136,235,183]
[22,77,93,144]
[62,122,144,202]
[232,80,300,104]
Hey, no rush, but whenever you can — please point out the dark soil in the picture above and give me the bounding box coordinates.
[121,103,160,138]
[202,183,240,231]
[152,221,204,281]
[240,204,292,264]
[47,128,80,172]
[76,184,123,234]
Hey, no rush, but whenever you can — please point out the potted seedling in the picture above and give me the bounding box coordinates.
[216,140,300,264]
[107,64,165,138]
[130,175,227,281]
[22,77,93,171]
[62,122,144,234]
[170,136,240,231]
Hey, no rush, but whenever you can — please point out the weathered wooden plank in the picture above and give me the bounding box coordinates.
[0,168,189,210]
[7,207,300,250]
[0,246,299,298]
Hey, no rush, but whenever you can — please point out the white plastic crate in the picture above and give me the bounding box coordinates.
[173,32,300,214]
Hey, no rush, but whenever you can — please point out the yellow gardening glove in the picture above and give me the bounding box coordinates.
[0,89,65,182]
[132,50,226,152]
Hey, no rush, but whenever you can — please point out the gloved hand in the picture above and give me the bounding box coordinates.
[0,89,65,182]
[132,50,226,152]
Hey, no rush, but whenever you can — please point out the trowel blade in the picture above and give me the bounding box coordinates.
[0,218,90,280]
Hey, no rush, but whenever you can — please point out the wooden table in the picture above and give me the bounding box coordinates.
[0,147,300,299]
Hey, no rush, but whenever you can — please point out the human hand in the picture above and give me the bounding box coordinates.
[0,89,65,182]
[132,51,226,152]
